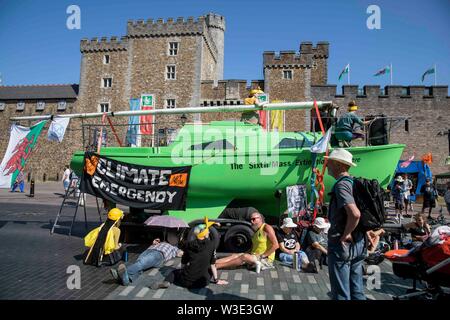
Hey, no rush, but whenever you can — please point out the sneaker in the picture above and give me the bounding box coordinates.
[260,259,274,270]
[117,263,129,285]
[110,268,119,281]
[255,261,262,274]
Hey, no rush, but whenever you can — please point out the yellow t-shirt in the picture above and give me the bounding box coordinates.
[251,223,275,262]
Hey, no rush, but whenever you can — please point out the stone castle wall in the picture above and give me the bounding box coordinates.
[311,84,450,174]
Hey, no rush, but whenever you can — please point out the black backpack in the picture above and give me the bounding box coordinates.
[341,177,386,232]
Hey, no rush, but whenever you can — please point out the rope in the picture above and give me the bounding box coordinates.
[106,115,123,147]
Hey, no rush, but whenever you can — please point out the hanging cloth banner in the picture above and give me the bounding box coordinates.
[48,117,70,143]
[0,121,47,188]
[81,152,192,210]
[126,98,140,146]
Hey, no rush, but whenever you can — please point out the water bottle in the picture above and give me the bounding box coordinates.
[123,250,128,262]
[394,240,399,250]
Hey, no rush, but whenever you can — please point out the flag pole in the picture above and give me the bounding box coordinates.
[390,63,393,85]
[348,63,350,85]
[434,64,437,86]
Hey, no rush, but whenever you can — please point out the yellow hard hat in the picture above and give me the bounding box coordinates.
[348,105,358,111]
[195,216,217,239]
[107,208,123,221]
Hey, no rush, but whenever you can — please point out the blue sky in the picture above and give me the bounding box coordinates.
[0,0,449,89]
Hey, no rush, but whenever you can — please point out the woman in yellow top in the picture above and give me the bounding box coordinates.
[216,211,279,273]
[84,208,124,267]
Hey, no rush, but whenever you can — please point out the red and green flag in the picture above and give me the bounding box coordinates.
[0,121,47,188]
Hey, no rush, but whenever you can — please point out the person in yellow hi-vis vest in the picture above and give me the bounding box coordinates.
[241,87,265,125]
[84,208,125,267]
[215,211,279,273]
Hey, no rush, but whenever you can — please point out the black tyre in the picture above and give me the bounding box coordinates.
[223,224,254,253]
[186,226,221,250]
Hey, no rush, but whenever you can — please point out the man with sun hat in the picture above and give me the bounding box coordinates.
[325,148,366,300]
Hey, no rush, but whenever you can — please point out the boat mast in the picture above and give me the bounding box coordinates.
[10,101,333,121]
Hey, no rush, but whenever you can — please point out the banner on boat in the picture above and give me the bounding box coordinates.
[82,152,191,210]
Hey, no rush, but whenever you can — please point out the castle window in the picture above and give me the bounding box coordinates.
[165,99,176,109]
[16,101,25,111]
[57,101,67,111]
[0,102,5,111]
[283,70,293,80]
[424,87,431,96]
[401,87,410,96]
[166,65,176,80]
[102,78,112,88]
[103,55,110,64]
[36,101,45,111]
[168,42,179,56]
[98,103,109,113]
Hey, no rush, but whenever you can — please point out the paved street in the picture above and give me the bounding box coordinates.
[0,182,430,300]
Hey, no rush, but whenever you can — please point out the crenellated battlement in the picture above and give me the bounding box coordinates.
[126,13,222,59]
[264,42,329,68]
[127,15,208,37]
[80,36,128,53]
[311,85,449,99]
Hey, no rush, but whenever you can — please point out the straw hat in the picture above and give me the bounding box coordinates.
[395,176,404,183]
[324,148,357,167]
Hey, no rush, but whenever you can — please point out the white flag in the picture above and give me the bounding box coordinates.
[48,117,70,143]
[310,128,332,154]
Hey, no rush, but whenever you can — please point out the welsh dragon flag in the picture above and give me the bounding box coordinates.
[0,121,47,188]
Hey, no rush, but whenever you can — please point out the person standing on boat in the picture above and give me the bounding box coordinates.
[325,148,366,300]
[333,101,370,146]
[241,87,264,125]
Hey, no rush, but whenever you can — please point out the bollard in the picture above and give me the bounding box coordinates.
[29,179,35,197]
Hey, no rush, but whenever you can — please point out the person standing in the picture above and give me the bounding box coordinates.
[402,174,413,216]
[11,171,25,193]
[325,148,366,300]
[420,178,438,219]
[62,165,71,192]
[333,101,370,147]
[392,176,405,220]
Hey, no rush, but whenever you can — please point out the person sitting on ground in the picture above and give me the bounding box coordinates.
[392,176,405,219]
[420,178,438,219]
[333,101,370,147]
[276,217,315,272]
[366,228,386,254]
[276,217,301,265]
[216,211,279,273]
[111,231,183,286]
[304,217,330,267]
[84,208,125,267]
[403,213,431,248]
[10,171,25,193]
[151,217,228,289]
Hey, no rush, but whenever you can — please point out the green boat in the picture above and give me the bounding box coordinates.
[71,120,405,224]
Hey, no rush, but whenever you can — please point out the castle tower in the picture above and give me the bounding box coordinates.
[205,13,226,81]
[78,13,226,130]
[263,42,329,131]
